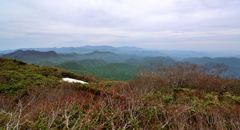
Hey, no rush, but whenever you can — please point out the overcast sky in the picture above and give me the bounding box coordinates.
[0,0,240,51]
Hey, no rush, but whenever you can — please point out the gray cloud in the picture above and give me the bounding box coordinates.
[0,0,240,51]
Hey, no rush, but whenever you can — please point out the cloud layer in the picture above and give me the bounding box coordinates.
[0,0,240,50]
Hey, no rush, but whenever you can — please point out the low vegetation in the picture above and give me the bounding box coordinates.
[0,58,101,95]
[0,58,240,129]
[130,62,240,95]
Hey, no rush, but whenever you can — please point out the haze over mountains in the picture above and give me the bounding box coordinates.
[1,45,240,59]
[1,45,240,80]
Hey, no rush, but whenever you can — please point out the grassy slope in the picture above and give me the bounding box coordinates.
[34,61,57,66]
[0,58,89,95]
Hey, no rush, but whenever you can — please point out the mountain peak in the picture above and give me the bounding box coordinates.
[1,50,59,63]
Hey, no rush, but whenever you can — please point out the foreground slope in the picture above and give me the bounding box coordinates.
[0,59,240,129]
[0,57,92,95]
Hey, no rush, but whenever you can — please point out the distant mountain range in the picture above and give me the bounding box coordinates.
[0,50,177,80]
[0,45,144,54]
[2,45,240,59]
[1,50,63,63]
[1,47,240,80]
[1,50,140,63]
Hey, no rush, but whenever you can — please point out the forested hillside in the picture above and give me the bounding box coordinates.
[55,62,140,81]
[0,57,100,95]
[51,56,176,81]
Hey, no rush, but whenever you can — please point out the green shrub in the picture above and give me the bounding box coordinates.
[75,84,101,95]
[162,95,173,103]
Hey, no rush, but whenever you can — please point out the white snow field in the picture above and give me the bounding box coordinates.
[61,78,88,84]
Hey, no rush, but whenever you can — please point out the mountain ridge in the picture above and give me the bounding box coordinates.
[3,45,240,58]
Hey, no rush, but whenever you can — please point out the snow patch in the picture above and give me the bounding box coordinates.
[61,78,88,84]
